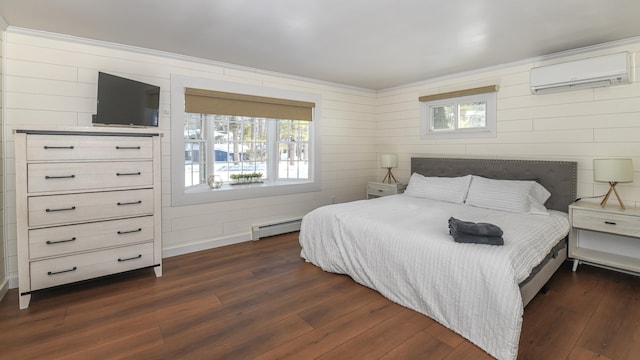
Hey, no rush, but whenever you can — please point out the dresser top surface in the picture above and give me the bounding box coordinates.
[15,125,163,137]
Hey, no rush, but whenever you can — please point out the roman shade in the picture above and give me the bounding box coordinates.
[185,88,315,121]
[419,85,499,102]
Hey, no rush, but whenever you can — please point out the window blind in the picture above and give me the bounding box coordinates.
[185,88,315,121]
[419,85,499,102]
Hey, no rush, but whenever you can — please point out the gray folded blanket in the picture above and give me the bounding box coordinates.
[448,217,504,246]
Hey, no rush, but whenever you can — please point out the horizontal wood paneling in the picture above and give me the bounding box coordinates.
[0,33,5,295]
[4,28,640,290]
[2,30,377,282]
[377,42,640,210]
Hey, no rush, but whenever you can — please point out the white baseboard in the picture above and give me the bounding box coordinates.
[162,233,252,258]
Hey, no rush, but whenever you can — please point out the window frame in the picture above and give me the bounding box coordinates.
[420,91,497,139]
[170,74,321,206]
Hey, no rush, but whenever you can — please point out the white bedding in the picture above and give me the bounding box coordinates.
[299,194,570,360]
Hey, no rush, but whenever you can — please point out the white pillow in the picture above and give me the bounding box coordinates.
[404,173,472,204]
[465,176,550,214]
[529,181,551,204]
[527,181,551,215]
[528,198,550,215]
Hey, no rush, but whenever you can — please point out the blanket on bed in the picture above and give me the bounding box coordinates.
[299,195,569,360]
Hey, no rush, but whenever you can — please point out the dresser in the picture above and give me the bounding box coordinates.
[569,202,640,275]
[15,127,162,309]
[366,182,407,199]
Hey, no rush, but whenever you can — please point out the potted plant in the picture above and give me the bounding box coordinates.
[250,172,262,183]
[230,172,263,185]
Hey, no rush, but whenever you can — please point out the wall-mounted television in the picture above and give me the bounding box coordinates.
[93,72,160,127]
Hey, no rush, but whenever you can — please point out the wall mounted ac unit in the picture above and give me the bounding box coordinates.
[530,52,631,94]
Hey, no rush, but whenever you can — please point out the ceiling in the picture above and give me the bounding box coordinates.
[1,0,640,90]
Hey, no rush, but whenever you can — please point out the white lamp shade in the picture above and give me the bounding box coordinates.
[381,154,398,168]
[593,158,634,183]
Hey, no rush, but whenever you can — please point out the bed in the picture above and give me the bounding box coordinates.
[299,157,577,360]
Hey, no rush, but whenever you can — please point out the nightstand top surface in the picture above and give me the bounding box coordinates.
[570,201,640,216]
[368,181,406,186]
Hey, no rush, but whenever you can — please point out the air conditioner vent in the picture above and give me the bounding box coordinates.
[530,52,631,94]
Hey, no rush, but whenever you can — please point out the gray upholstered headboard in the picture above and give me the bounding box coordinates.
[410,157,577,212]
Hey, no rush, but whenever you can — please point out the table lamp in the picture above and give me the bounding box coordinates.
[381,154,398,184]
[593,158,633,209]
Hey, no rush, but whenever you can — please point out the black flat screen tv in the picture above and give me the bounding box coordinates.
[93,72,160,127]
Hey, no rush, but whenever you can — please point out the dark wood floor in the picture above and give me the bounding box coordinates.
[1,232,638,359]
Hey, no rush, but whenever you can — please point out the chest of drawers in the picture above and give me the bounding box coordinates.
[15,128,162,309]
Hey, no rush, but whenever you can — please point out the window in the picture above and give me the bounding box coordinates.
[420,86,497,139]
[183,114,310,186]
[171,75,321,206]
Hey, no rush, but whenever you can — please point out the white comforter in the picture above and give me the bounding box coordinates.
[299,195,569,360]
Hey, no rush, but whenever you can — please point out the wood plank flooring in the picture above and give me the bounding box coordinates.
[1,232,638,359]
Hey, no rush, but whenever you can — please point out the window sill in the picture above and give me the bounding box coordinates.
[421,128,496,139]
[176,180,320,205]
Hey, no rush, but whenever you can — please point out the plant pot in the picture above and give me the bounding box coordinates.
[207,175,223,189]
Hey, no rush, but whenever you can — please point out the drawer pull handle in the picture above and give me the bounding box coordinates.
[118,228,142,235]
[46,237,77,245]
[47,266,77,275]
[604,221,617,225]
[43,146,74,150]
[45,175,76,179]
[118,254,142,262]
[115,146,141,150]
[378,189,384,192]
[117,200,142,206]
[116,172,142,176]
[45,206,76,212]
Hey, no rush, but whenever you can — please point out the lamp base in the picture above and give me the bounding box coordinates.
[601,181,626,210]
[382,168,398,184]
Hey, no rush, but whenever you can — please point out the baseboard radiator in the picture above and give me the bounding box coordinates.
[252,218,302,240]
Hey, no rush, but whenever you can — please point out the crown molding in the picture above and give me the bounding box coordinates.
[0,16,8,31]
[382,35,640,92]
[5,25,639,94]
[5,26,375,94]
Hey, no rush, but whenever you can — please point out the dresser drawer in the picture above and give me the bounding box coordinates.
[28,161,153,193]
[27,135,153,161]
[30,242,155,291]
[572,208,640,238]
[29,216,154,259]
[28,189,154,227]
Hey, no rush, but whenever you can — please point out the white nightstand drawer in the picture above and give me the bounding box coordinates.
[366,182,406,199]
[367,183,398,197]
[572,208,640,238]
[28,189,154,227]
[27,135,153,161]
[30,242,154,291]
[28,161,153,193]
[29,216,155,259]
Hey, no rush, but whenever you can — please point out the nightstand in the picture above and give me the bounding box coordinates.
[366,182,407,199]
[569,202,640,275]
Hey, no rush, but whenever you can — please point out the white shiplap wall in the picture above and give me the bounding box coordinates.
[0,30,7,297]
[1,30,377,285]
[376,42,640,208]
[3,28,640,289]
